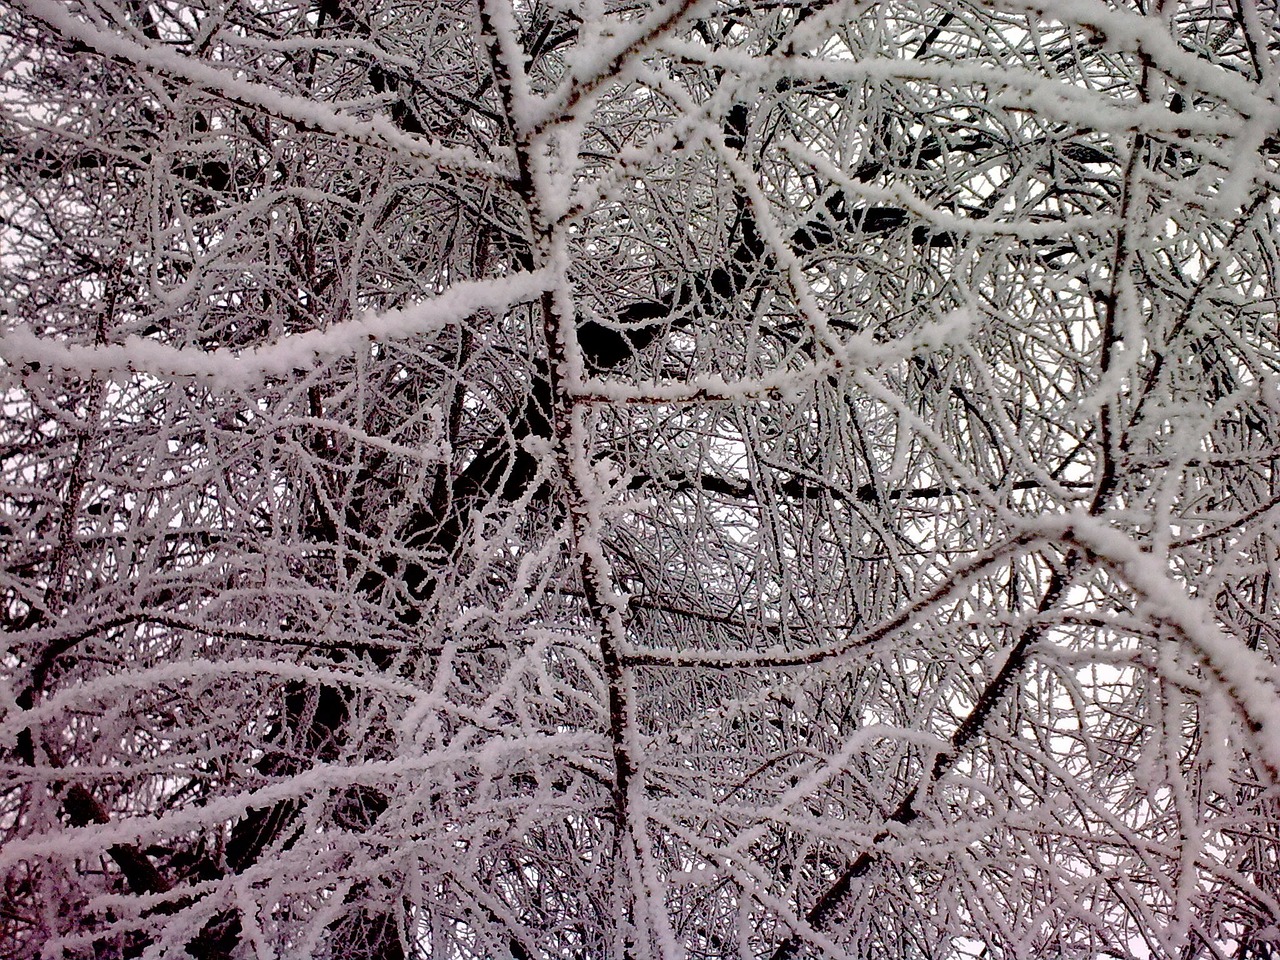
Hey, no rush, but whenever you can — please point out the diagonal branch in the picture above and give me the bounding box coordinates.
[768,560,1075,960]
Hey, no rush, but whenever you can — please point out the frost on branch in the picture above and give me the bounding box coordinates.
[2,1,1280,959]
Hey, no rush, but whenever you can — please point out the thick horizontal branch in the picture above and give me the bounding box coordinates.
[626,469,1090,505]
[2,271,552,383]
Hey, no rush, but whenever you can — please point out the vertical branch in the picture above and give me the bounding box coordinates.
[479,1,650,951]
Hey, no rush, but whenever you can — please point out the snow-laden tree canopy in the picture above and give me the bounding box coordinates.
[3,0,1279,957]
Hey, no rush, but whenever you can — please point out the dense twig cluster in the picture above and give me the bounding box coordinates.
[2,1,1279,958]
